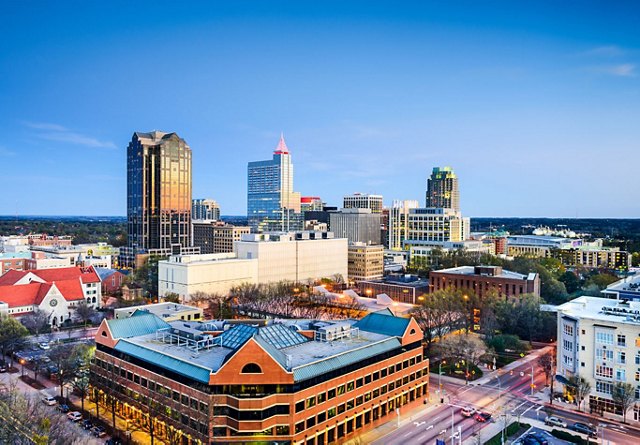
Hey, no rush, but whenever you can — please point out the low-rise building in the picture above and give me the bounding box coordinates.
[556,296,640,423]
[95,268,128,295]
[348,243,384,283]
[91,310,428,444]
[114,302,203,322]
[0,266,101,326]
[159,232,348,300]
[603,273,640,301]
[0,252,30,274]
[430,265,539,300]
[358,275,430,305]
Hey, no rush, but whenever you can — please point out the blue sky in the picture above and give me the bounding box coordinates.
[1,1,639,217]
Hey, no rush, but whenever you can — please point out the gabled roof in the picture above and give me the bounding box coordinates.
[0,279,85,307]
[0,266,101,285]
[0,282,46,306]
[354,312,410,338]
[107,313,171,339]
[95,268,121,281]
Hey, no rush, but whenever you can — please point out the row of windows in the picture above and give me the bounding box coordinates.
[295,355,424,413]
[93,358,208,414]
[93,374,209,437]
[295,384,427,443]
[295,368,429,413]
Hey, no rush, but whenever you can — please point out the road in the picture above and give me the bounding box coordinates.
[372,353,640,445]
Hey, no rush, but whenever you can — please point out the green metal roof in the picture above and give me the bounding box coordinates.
[354,312,410,338]
[292,337,402,382]
[114,340,212,384]
[108,313,171,339]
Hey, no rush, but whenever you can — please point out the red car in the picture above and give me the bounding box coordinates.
[474,411,492,422]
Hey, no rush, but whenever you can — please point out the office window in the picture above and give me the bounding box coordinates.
[618,352,626,365]
[616,369,626,381]
[618,334,627,347]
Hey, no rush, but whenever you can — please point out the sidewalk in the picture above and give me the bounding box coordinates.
[474,346,553,386]
[350,399,444,444]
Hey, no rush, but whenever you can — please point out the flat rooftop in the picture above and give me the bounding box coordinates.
[105,312,410,383]
[432,265,530,280]
[556,296,640,324]
[361,275,429,288]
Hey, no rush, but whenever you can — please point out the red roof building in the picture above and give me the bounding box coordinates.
[0,266,102,326]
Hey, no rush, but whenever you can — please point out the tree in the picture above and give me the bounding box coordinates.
[558,271,580,294]
[437,334,487,383]
[48,344,79,401]
[611,382,636,423]
[20,308,51,335]
[72,375,91,413]
[567,375,591,412]
[537,348,557,404]
[0,316,29,366]
[74,300,96,328]
[163,292,181,303]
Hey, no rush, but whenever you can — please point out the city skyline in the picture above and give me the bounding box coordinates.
[1,2,639,217]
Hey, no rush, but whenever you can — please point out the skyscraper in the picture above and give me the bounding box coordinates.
[426,166,459,211]
[247,134,301,232]
[123,131,199,267]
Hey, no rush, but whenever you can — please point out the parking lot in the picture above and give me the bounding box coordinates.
[513,426,576,445]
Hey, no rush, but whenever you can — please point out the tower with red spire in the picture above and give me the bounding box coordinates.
[247,134,302,232]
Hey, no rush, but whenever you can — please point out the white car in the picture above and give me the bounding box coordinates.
[38,342,50,350]
[545,416,568,428]
[461,406,476,417]
[67,411,82,422]
[41,395,57,406]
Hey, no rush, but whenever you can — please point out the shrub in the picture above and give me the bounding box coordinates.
[550,429,597,445]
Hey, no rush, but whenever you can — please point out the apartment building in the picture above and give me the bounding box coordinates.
[348,243,384,283]
[556,296,640,422]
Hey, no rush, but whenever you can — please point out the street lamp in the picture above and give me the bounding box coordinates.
[20,359,25,378]
[439,360,447,403]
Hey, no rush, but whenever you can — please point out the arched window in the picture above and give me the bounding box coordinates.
[101,331,107,337]
[92,296,96,303]
[241,363,263,374]
[409,329,416,335]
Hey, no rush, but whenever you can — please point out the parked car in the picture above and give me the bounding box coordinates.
[473,411,492,422]
[82,419,93,430]
[41,395,57,406]
[0,361,7,372]
[525,432,549,445]
[67,411,82,422]
[57,404,70,413]
[461,406,476,417]
[106,439,123,445]
[522,437,540,445]
[38,342,50,350]
[572,422,597,438]
[92,426,107,438]
[544,416,567,428]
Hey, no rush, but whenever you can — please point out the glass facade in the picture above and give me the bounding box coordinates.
[247,136,302,232]
[126,131,192,265]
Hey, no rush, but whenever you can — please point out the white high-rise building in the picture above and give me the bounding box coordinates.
[388,200,419,250]
[343,193,383,214]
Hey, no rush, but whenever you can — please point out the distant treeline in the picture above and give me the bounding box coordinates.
[472,217,640,252]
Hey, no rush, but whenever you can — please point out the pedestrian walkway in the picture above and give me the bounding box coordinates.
[349,399,444,444]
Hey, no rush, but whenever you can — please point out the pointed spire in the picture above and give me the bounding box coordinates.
[274,132,289,154]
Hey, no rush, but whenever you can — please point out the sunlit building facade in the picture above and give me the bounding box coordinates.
[426,167,459,212]
[123,131,199,267]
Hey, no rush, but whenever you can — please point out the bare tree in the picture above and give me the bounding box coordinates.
[567,375,591,412]
[20,308,51,335]
[612,382,636,423]
[74,300,96,328]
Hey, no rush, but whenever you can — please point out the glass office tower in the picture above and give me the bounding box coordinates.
[426,166,460,212]
[247,134,301,232]
[124,131,195,267]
